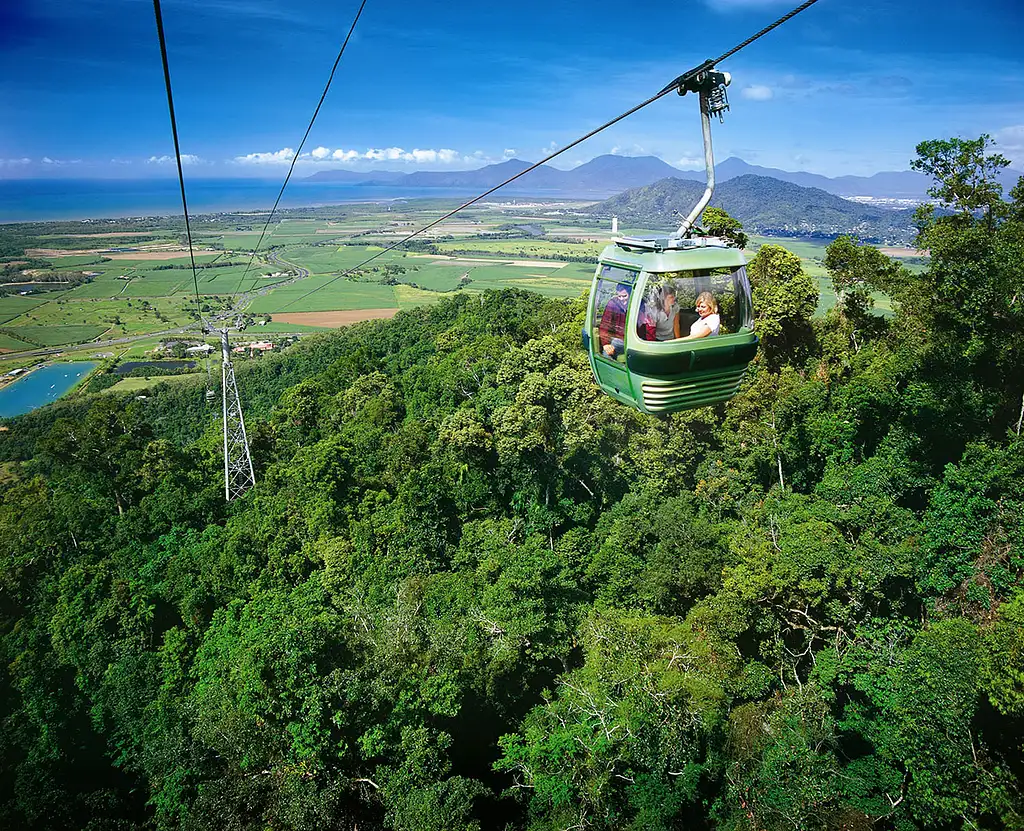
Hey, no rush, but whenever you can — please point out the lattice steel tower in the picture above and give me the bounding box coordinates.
[220,327,256,501]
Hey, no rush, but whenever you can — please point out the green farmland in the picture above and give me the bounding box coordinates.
[0,203,919,357]
[0,333,35,351]
[0,324,109,347]
[0,296,49,324]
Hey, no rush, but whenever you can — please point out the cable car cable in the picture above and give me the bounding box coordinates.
[152,0,204,328]
[279,0,822,313]
[659,0,822,95]
[232,0,370,299]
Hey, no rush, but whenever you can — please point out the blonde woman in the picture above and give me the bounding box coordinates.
[685,291,720,339]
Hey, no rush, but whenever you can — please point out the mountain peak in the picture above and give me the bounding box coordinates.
[593,174,919,244]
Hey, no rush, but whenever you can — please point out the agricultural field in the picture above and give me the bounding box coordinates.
[0,324,109,347]
[247,278,397,314]
[432,239,603,259]
[0,296,49,324]
[104,373,207,394]
[0,202,921,357]
[0,333,35,352]
[747,234,830,278]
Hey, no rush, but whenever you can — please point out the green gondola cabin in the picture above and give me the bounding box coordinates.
[582,65,758,413]
[583,236,758,413]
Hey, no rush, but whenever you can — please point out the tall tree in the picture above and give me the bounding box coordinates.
[911,134,1010,222]
[747,244,818,369]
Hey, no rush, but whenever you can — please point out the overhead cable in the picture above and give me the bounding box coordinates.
[280,0,823,312]
[233,0,370,298]
[152,0,204,326]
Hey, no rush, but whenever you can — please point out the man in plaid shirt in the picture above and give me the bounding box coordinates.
[600,283,631,358]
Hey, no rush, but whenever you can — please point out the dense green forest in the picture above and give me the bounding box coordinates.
[1,138,1023,831]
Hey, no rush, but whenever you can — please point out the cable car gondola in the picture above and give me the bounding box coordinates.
[583,68,758,413]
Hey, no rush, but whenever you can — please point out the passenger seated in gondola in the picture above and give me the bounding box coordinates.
[646,286,681,341]
[637,299,656,341]
[600,283,631,357]
[684,291,720,339]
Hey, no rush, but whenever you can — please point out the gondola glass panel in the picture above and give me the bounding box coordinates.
[585,244,758,413]
[586,264,638,401]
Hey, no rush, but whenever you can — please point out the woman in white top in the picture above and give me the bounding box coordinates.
[685,291,720,339]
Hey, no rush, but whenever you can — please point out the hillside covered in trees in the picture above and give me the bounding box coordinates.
[593,174,918,243]
[1,137,1023,831]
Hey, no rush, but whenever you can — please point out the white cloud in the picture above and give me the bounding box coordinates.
[503,148,517,158]
[332,146,462,164]
[239,145,487,167]
[40,156,82,166]
[993,125,1024,164]
[0,157,31,166]
[233,148,295,164]
[610,144,649,157]
[408,148,459,163]
[538,141,558,159]
[148,154,201,165]
[676,156,705,169]
[365,147,405,161]
[741,85,773,101]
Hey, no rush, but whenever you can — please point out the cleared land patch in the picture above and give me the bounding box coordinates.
[45,231,160,239]
[102,250,218,261]
[247,279,397,314]
[272,309,400,327]
[877,246,928,258]
[394,285,444,309]
[105,373,205,394]
[2,324,109,346]
[0,296,48,323]
[0,334,34,352]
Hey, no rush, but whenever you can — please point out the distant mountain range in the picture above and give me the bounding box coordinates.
[304,155,684,196]
[591,175,920,244]
[304,154,1024,201]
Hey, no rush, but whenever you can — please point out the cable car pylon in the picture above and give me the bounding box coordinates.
[219,325,256,501]
[153,0,257,502]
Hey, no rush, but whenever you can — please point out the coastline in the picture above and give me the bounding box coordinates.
[0,178,579,224]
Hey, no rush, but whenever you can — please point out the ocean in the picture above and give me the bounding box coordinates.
[0,178,488,223]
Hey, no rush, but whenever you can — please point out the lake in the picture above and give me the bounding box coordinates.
[0,363,97,418]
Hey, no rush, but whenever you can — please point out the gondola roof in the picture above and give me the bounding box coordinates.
[599,238,747,272]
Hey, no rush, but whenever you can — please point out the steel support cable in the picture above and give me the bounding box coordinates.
[232,0,370,299]
[279,0,821,313]
[152,0,204,328]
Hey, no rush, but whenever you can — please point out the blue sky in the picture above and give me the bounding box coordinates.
[2,0,1023,179]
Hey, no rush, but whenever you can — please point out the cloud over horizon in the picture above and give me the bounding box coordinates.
[148,154,201,165]
[234,146,468,166]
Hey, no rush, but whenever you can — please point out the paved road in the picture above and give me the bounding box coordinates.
[0,324,203,362]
